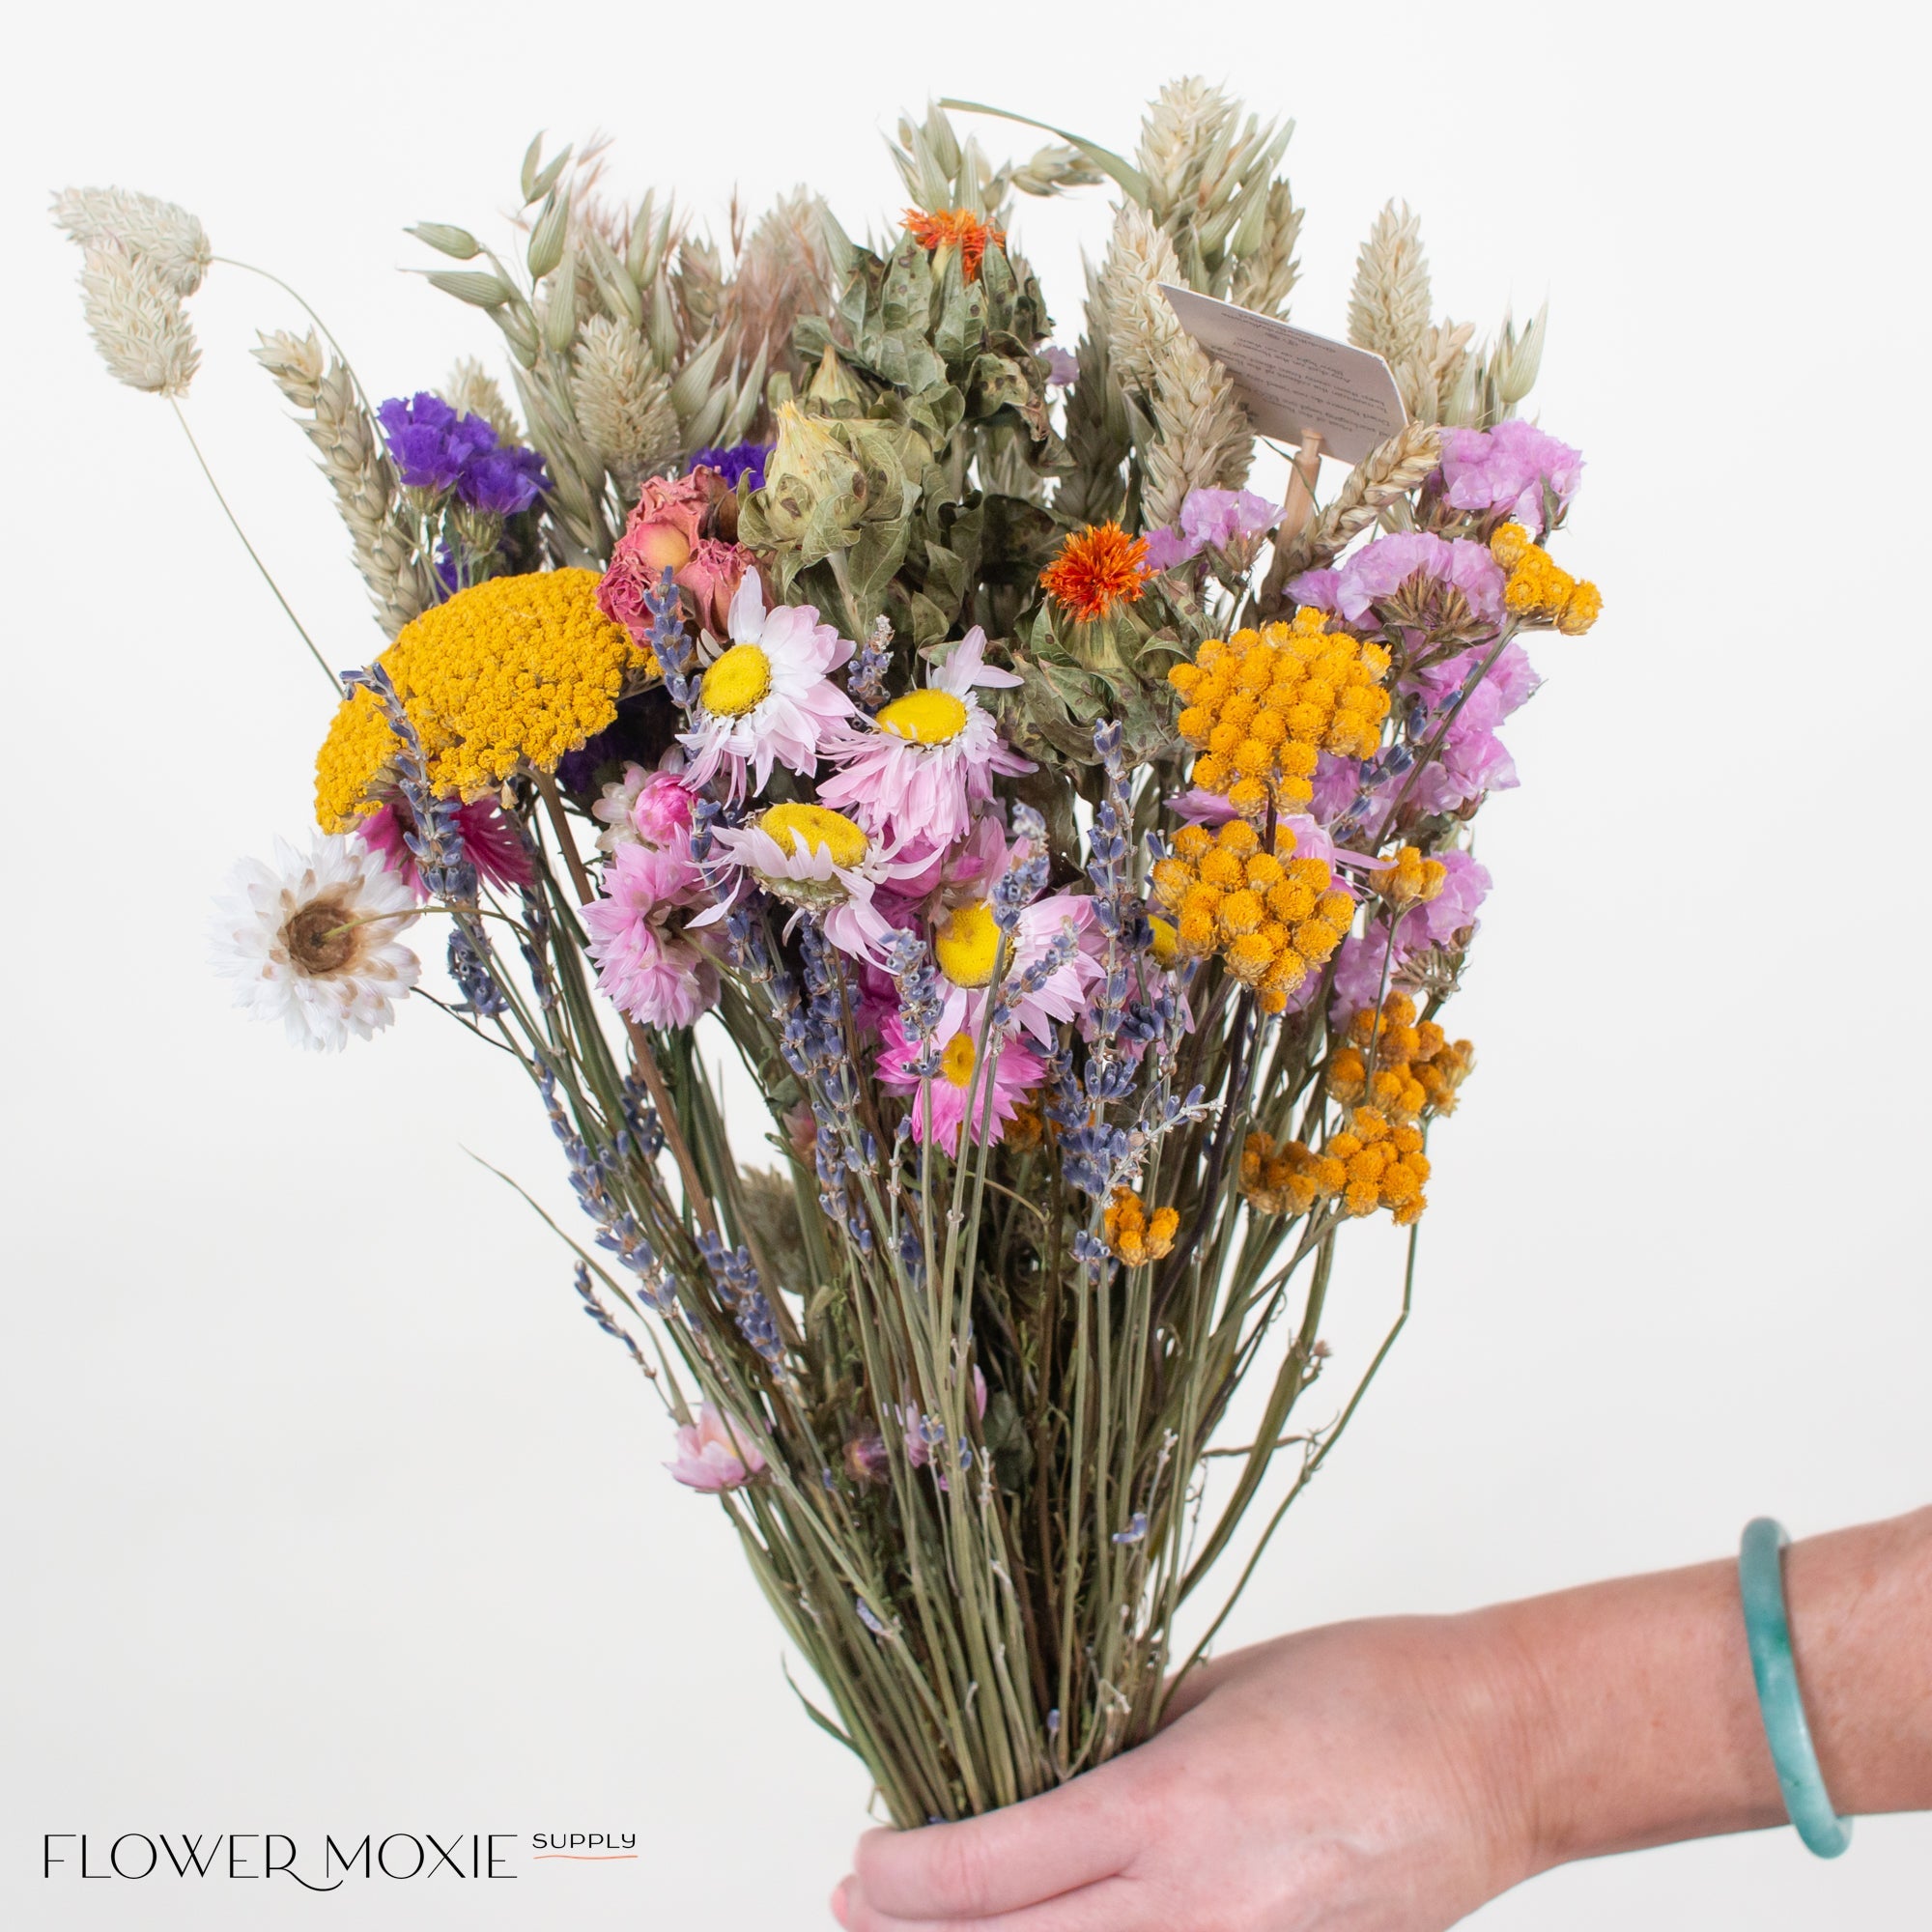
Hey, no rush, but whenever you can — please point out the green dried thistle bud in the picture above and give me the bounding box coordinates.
[807,344,867,408]
[757,401,870,540]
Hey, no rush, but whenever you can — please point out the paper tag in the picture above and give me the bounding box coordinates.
[1158,285,1406,466]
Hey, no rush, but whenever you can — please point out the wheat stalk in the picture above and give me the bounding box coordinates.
[1348,201,1432,371]
[254,328,434,639]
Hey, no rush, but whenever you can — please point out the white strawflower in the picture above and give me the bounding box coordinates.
[211,834,420,1052]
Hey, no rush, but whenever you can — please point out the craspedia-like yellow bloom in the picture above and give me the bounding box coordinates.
[1324,1106,1433,1224]
[1240,1131,1338,1216]
[1151,816,1353,1014]
[1490,524,1602,635]
[1167,609,1391,819]
[1103,1187,1179,1266]
[1333,994,1476,1126]
[314,569,651,832]
[1374,844,1448,909]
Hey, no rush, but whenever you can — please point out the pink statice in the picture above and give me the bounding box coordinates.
[1290,531,1504,626]
[583,841,719,1030]
[1437,420,1582,536]
[355,796,533,900]
[1399,640,1541,814]
[1309,753,1360,825]
[875,1012,1044,1156]
[1141,526,1196,571]
[1329,929,1399,1021]
[1408,722,1519,815]
[678,574,856,800]
[1181,487,1274,554]
[1400,848,1491,948]
[1168,786,1241,827]
[815,629,1033,846]
[1141,488,1274,573]
[666,1404,767,1492]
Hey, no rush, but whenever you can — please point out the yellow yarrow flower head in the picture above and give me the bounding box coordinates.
[314,569,651,832]
[1168,611,1391,822]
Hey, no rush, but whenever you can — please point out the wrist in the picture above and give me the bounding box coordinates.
[1474,1559,1785,1875]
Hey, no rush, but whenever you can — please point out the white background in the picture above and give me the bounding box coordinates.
[4,2,1927,1925]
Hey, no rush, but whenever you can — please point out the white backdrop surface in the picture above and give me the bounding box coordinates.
[3,2,1927,1925]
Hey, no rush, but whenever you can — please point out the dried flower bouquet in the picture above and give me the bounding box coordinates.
[60,82,1600,1825]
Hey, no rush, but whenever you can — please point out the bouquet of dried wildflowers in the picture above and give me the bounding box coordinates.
[59,82,1601,1825]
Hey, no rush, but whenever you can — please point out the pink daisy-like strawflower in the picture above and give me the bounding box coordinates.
[666,1404,767,1492]
[583,840,719,1031]
[355,796,533,900]
[816,629,1033,846]
[875,1009,1044,1156]
[678,574,854,800]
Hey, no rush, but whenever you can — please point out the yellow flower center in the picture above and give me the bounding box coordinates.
[876,689,969,745]
[940,1032,978,1088]
[701,642,773,718]
[759,802,868,869]
[933,900,1003,988]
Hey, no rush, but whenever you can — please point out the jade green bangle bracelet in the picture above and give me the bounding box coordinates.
[1738,1517,1852,1859]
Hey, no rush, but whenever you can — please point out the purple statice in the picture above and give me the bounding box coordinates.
[461,442,548,516]
[378,392,549,514]
[1436,420,1583,536]
[1042,344,1080,388]
[378,393,494,494]
[687,442,771,491]
[1291,531,1505,627]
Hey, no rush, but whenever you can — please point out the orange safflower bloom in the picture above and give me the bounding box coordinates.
[901,207,1007,283]
[1039,522,1152,622]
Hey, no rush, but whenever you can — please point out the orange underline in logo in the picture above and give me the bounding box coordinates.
[532,1853,639,1861]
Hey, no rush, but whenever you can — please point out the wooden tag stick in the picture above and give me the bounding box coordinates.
[1277,428,1325,543]
[1250,429,1324,619]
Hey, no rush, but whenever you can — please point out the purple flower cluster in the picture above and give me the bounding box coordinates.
[377,392,548,516]
[687,442,771,491]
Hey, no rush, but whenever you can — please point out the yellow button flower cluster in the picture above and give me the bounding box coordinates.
[1240,1132,1334,1217]
[1490,524,1602,636]
[1373,844,1446,909]
[1150,818,1355,1015]
[315,569,651,831]
[1168,610,1393,820]
[1241,1107,1432,1223]
[1327,1106,1433,1223]
[1327,994,1475,1121]
[1102,1187,1179,1265]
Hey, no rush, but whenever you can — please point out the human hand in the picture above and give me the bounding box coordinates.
[830,1610,1540,1932]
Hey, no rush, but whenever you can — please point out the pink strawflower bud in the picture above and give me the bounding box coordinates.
[666,1404,767,1492]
